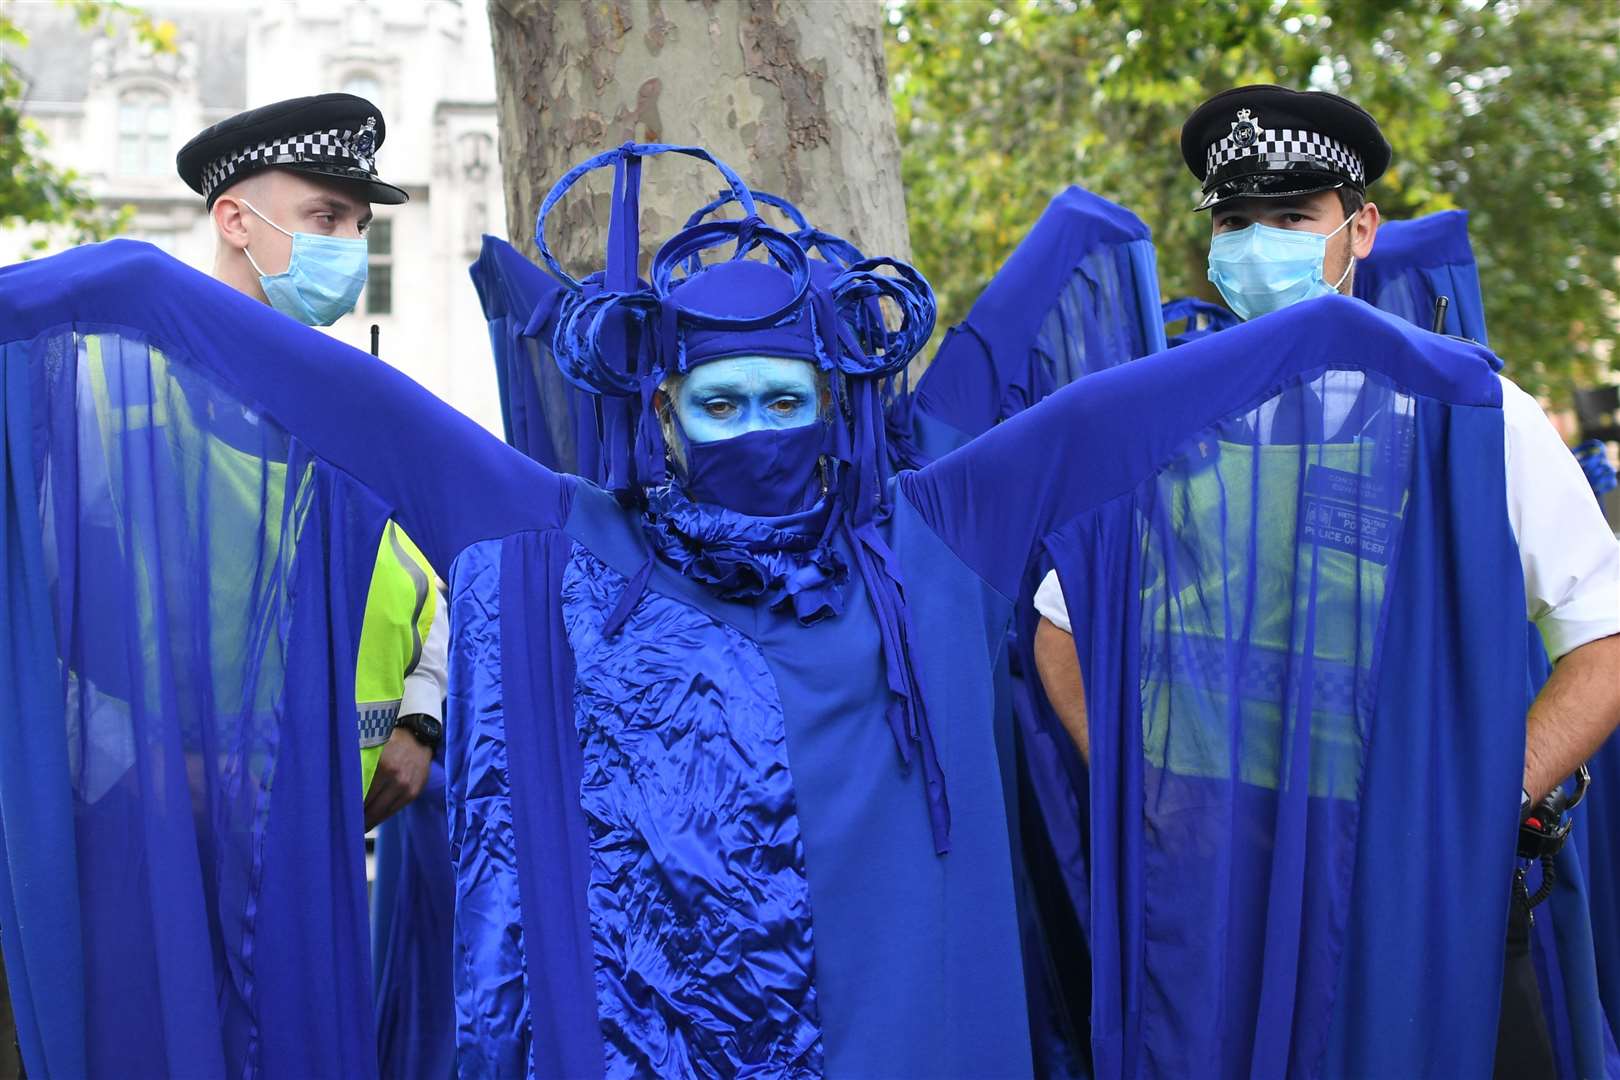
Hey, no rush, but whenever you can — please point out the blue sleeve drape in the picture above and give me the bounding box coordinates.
[901,296,1502,600]
[905,297,1529,1076]
[0,240,571,1077]
[912,186,1167,448]
[1,321,385,1077]
[1354,210,1488,344]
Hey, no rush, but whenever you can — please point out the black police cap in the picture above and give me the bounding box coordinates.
[176,92,408,208]
[1179,85,1391,212]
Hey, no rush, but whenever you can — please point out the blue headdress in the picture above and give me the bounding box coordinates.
[682,187,870,283]
[533,143,951,851]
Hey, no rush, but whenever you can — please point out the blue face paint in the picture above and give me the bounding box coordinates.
[671,356,821,444]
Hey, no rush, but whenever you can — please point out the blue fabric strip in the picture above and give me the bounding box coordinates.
[444,531,605,1080]
[0,338,88,1080]
[1317,399,1524,1076]
[371,759,456,1080]
[253,462,383,1080]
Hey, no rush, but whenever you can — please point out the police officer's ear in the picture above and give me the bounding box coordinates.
[1350,201,1381,261]
[212,193,254,252]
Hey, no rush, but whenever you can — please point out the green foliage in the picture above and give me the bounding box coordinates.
[0,0,175,250]
[888,0,1620,400]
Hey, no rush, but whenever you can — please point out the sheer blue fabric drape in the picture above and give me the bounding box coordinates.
[913,186,1167,446]
[0,325,380,1078]
[1354,210,1488,343]
[470,234,591,476]
[1051,369,1525,1078]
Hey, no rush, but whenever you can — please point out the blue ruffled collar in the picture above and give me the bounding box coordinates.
[641,484,849,624]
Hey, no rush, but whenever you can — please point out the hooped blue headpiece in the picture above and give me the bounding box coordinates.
[680,187,938,476]
[535,142,936,491]
[532,142,952,854]
[684,189,868,274]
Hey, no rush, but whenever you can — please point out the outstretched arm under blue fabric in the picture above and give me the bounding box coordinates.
[0,240,571,576]
[900,294,1503,599]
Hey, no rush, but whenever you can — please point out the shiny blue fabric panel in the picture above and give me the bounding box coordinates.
[445,538,534,1077]
[560,543,824,1079]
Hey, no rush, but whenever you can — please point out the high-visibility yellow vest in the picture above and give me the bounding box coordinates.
[355,521,437,794]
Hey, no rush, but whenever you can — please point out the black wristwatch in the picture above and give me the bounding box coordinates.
[395,712,443,750]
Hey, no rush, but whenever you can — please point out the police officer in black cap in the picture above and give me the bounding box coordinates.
[1035,84,1620,1080]
[176,94,447,830]
[177,92,407,326]
[1181,84,1389,319]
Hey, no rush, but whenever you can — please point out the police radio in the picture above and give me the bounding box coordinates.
[1519,764,1590,861]
[1514,765,1592,920]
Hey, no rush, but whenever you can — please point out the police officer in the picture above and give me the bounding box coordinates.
[1031,85,1620,1077]
[176,94,447,828]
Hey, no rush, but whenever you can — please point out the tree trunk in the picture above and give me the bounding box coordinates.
[487,0,910,280]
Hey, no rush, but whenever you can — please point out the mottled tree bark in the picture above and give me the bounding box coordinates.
[487,0,910,278]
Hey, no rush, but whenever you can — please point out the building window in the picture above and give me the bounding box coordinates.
[365,218,392,316]
[343,72,382,105]
[117,89,170,177]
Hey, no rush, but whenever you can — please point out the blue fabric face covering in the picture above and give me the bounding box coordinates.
[240,198,369,327]
[677,422,827,519]
[1207,211,1356,321]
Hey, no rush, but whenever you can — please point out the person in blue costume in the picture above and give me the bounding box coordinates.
[447,142,1039,1078]
[1034,84,1620,1078]
[473,179,1103,1074]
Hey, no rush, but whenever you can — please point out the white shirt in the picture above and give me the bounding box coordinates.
[1034,375,1620,661]
[399,584,450,720]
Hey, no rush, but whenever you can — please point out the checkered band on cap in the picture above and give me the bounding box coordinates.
[1205,124,1365,185]
[200,120,379,197]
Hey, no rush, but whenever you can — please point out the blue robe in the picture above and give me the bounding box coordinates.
[0,240,1557,1077]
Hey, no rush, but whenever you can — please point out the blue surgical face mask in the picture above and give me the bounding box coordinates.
[238,198,369,327]
[1207,210,1358,321]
